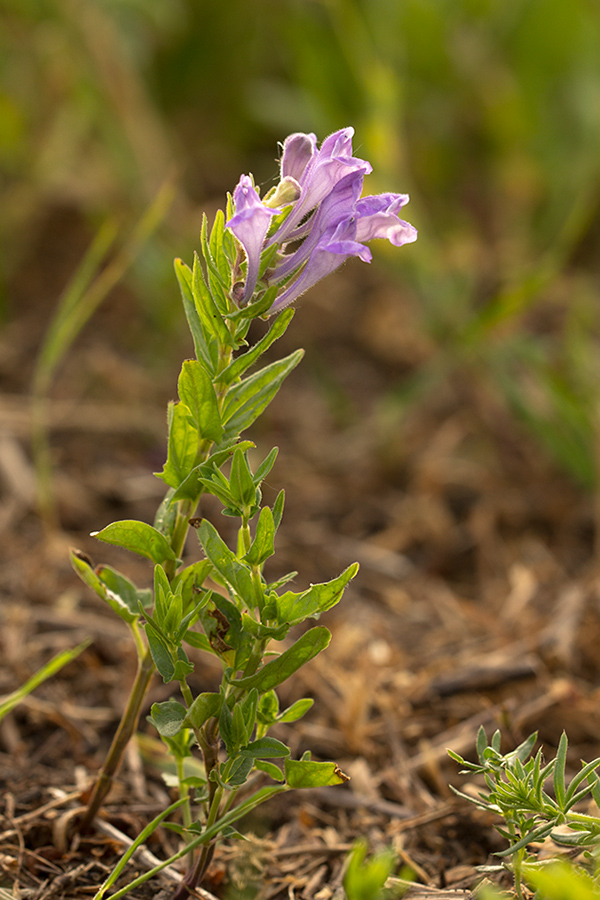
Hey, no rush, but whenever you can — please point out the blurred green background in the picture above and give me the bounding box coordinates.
[2,0,600,487]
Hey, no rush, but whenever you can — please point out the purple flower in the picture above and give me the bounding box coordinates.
[269,170,365,284]
[280,132,317,182]
[268,188,417,314]
[224,128,417,313]
[355,193,417,247]
[268,217,369,314]
[270,127,372,246]
[226,175,279,306]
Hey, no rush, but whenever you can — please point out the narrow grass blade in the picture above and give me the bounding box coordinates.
[0,640,90,721]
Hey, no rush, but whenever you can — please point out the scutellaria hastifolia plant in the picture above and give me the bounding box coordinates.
[449,727,600,900]
[71,127,417,899]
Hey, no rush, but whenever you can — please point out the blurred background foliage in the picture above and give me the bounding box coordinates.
[2,0,600,487]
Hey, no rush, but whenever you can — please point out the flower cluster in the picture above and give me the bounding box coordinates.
[226,127,417,313]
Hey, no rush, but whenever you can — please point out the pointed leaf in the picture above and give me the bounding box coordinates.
[276,563,359,626]
[244,506,275,566]
[218,310,295,386]
[145,627,175,682]
[240,737,290,759]
[277,698,314,724]
[231,626,331,692]
[255,760,285,782]
[197,519,258,606]
[284,758,349,789]
[226,756,253,786]
[91,520,178,566]
[150,699,187,738]
[553,731,568,809]
[174,258,216,373]
[183,692,222,730]
[230,449,257,510]
[221,350,304,438]
[157,401,200,490]
[192,250,234,348]
[97,565,152,614]
[178,359,223,442]
[70,551,139,624]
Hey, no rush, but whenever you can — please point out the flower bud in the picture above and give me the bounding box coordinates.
[264,176,301,208]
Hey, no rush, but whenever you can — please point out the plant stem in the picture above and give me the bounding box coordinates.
[171,784,224,900]
[81,645,155,831]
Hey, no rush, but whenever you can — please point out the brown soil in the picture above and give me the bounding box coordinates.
[2,205,600,899]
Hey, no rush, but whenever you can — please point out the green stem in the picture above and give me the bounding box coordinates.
[81,646,155,831]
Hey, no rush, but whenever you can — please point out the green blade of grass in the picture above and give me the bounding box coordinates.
[0,639,90,721]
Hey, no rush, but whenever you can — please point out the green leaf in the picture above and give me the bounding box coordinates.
[218,310,295,385]
[277,698,314,724]
[92,520,177,566]
[150,699,187,738]
[178,360,223,443]
[230,449,258,511]
[96,565,152,614]
[240,688,259,736]
[276,563,359,626]
[153,564,171,623]
[201,213,230,314]
[588,771,600,809]
[254,760,285,782]
[220,697,247,756]
[221,349,304,438]
[231,626,331,692]
[172,560,213,613]
[226,284,279,321]
[284,758,349,789]
[172,648,194,682]
[174,258,216,374]
[271,492,286,536]
[244,506,275,567]
[225,755,253,786]
[192,250,234,349]
[257,690,279,725]
[208,209,231,287]
[0,639,91,723]
[253,447,279,486]
[563,756,600,807]
[196,519,258,606]
[70,551,139,624]
[157,401,200,490]
[553,731,568,809]
[183,692,222,730]
[240,737,290,759]
[495,821,555,856]
[172,439,255,502]
[145,627,175,682]
[182,630,213,653]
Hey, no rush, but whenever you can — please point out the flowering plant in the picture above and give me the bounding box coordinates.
[72,128,416,899]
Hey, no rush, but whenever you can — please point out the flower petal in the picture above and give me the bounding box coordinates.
[226,175,279,304]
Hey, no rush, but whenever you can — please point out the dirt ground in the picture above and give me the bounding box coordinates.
[2,205,600,899]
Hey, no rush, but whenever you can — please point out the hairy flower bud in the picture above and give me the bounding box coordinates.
[263,176,302,209]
